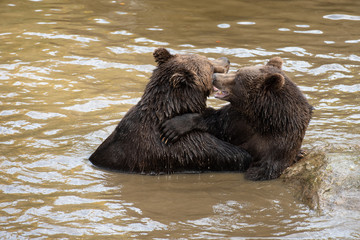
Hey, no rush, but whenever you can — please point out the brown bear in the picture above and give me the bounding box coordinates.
[160,57,313,180]
[89,48,251,174]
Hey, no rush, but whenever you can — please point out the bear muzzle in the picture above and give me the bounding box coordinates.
[212,73,237,99]
[211,57,230,73]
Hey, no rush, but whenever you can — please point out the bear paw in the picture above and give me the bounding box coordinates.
[245,163,283,181]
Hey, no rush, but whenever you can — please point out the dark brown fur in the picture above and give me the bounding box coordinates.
[89,48,251,173]
[161,57,313,180]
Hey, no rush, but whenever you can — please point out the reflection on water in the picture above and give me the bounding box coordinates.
[0,0,359,238]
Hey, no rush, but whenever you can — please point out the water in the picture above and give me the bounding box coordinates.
[1,0,359,238]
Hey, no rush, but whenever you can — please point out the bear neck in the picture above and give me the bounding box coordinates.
[138,77,207,124]
[247,91,309,137]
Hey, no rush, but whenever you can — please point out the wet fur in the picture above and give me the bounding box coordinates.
[161,58,313,180]
[89,48,251,173]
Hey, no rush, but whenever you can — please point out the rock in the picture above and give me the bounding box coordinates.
[281,145,360,214]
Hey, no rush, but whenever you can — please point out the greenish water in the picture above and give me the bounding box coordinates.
[1,0,359,238]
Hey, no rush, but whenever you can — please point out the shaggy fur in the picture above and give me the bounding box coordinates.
[161,57,313,180]
[89,48,251,173]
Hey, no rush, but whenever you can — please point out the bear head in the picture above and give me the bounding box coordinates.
[212,57,285,106]
[144,48,230,121]
[213,57,312,135]
[152,48,230,96]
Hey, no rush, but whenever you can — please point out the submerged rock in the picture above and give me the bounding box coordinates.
[281,145,360,214]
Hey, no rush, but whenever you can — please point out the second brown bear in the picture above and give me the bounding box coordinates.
[161,57,313,180]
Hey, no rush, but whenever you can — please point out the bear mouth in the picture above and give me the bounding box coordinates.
[213,87,229,99]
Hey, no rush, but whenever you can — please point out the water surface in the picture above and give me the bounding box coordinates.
[1,0,359,238]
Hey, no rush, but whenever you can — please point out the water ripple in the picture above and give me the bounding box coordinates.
[324,14,360,21]
[333,84,360,93]
[294,30,323,34]
[193,47,279,58]
[277,47,312,56]
[22,32,100,43]
[134,37,169,46]
[309,64,350,75]
[61,55,154,72]
[1,0,359,239]
[62,98,141,112]
[54,196,103,205]
[25,111,66,120]
[110,30,133,35]
[237,21,256,25]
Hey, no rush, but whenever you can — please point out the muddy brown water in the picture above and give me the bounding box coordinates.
[1,0,359,239]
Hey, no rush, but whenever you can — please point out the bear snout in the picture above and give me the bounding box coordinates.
[211,57,230,73]
[212,73,218,84]
[212,73,237,87]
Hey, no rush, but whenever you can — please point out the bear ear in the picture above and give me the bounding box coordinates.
[266,57,283,69]
[263,73,285,91]
[153,48,173,65]
[169,69,195,88]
